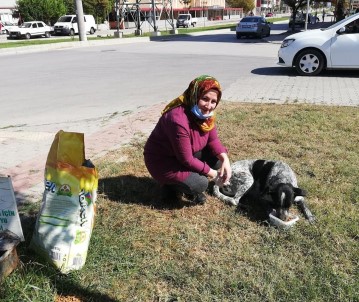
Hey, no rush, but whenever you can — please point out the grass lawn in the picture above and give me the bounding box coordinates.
[1,102,358,302]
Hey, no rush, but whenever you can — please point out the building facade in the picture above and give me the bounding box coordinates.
[0,0,16,22]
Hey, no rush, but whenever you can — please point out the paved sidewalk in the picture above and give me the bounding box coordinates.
[224,16,359,107]
[2,103,165,203]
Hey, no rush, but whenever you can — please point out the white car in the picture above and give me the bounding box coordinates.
[0,21,17,34]
[278,13,359,76]
[8,21,52,39]
[53,15,96,36]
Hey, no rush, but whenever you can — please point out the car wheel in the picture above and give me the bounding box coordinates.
[236,32,241,39]
[90,27,95,34]
[45,31,51,38]
[266,30,270,37]
[258,30,264,38]
[295,49,324,76]
[70,29,75,36]
[25,33,31,39]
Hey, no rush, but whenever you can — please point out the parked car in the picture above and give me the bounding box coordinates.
[236,16,271,39]
[0,21,17,34]
[7,21,52,39]
[288,13,306,28]
[289,13,319,28]
[176,14,197,28]
[53,15,96,35]
[265,12,274,17]
[278,13,359,76]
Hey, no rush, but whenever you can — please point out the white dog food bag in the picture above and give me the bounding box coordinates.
[30,130,98,273]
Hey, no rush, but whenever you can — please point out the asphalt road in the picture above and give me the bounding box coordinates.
[0,25,358,202]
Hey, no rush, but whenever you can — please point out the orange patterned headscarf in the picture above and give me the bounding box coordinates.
[161,75,222,132]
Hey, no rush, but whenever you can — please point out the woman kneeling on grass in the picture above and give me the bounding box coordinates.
[143,75,231,205]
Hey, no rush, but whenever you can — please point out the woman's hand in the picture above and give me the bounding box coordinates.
[207,168,218,180]
[217,153,231,185]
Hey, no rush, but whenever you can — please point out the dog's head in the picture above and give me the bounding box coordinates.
[270,183,307,221]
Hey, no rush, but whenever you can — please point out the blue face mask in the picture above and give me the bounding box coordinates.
[191,105,214,120]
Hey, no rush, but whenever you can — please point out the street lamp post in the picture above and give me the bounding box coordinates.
[305,0,310,30]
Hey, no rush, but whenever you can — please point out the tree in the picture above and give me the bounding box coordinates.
[18,0,113,25]
[283,0,307,31]
[82,0,113,23]
[335,0,347,21]
[16,0,67,25]
[226,0,255,14]
[63,0,76,14]
[62,0,112,22]
[180,0,191,9]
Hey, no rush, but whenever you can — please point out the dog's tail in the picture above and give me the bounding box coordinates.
[213,184,238,206]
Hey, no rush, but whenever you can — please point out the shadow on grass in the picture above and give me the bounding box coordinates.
[98,175,185,210]
[16,206,120,301]
[235,200,272,225]
[50,276,119,302]
[98,175,291,223]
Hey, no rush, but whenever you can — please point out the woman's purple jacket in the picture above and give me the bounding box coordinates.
[144,106,227,184]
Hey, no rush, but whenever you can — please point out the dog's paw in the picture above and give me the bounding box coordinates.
[226,199,238,206]
[232,200,239,206]
[222,196,238,206]
[294,196,305,203]
[307,215,316,223]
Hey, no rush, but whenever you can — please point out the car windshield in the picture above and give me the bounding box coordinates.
[21,23,32,28]
[58,16,72,22]
[323,13,359,31]
[178,15,188,20]
[241,17,259,23]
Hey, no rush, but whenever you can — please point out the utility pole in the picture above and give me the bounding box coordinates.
[75,0,87,41]
[114,0,123,37]
[203,1,207,27]
[151,0,158,33]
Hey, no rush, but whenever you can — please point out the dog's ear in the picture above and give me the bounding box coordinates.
[294,187,307,197]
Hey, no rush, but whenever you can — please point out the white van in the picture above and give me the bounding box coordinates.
[54,15,96,36]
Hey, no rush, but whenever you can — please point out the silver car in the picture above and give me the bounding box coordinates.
[236,16,271,39]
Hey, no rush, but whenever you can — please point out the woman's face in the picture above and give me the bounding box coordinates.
[197,89,218,115]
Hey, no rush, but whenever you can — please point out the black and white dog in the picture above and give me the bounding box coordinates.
[213,160,315,222]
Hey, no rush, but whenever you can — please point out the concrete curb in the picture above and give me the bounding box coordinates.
[0,36,151,56]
